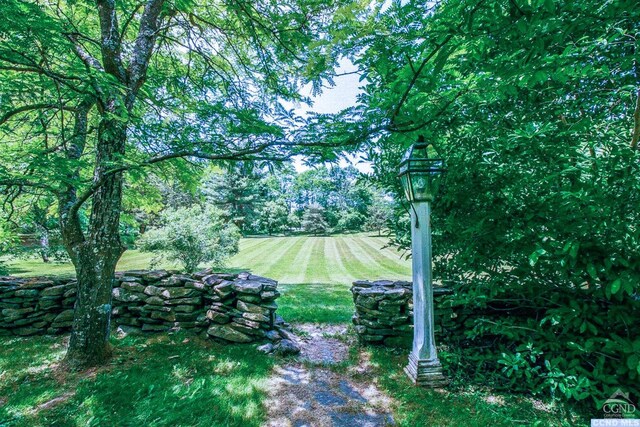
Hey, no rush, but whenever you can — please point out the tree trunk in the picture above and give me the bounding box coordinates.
[63,116,126,369]
[64,247,120,367]
[39,227,50,263]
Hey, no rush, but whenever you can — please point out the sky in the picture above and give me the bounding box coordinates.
[290,58,373,174]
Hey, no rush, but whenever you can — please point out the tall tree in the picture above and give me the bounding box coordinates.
[0,0,360,367]
[301,203,329,235]
[201,165,265,233]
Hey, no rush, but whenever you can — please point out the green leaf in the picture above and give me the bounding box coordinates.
[544,0,555,13]
[610,279,622,295]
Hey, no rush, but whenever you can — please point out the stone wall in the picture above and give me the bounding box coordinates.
[0,269,290,345]
[351,280,452,346]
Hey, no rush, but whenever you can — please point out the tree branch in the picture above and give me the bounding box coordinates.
[0,104,76,126]
[96,0,126,80]
[68,35,104,71]
[127,0,166,105]
[631,88,640,149]
[390,0,486,123]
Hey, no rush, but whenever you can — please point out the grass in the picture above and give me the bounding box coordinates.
[277,284,354,324]
[0,333,274,427]
[3,234,411,283]
[358,346,587,427]
[229,234,411,284]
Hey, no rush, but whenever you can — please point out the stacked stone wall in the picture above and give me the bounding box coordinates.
[0,270,288,345]
[351,280,452,346]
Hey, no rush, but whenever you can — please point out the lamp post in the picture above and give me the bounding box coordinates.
[398,136,448,387]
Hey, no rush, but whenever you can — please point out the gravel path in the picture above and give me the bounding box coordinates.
[264,324,396,427]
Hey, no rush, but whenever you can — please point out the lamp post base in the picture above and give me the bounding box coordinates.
[404,353,449,388]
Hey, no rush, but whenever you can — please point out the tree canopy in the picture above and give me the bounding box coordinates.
[0,0,364,367]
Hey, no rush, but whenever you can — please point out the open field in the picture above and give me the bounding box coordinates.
[230,235,411,284]
[4,234,411,283]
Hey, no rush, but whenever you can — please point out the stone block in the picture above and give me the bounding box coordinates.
[121,282,146,293]
[2,307,34,317]
[236,294,262,304]
[144,285,163,296]
[112,288,144,303]
[151,311,176,322]
[232,281,263,295]
[185,281,205,291]
[164,297,201,306]
[161,288,199,299]
[236,300,269,314]
[207,324,252,343]
[214,281,235,298]
[145,296,165,306]
[142,270,170,282]
[40,285,68,297]
[173,305,196,313]
[206,310,230,324]
[232,317,260,329]
[202,274,222,286]
[229,321,264,337]
[242,312,269,323]
[15,289,39,297]
[175,312,199,322]
[260,290,280,301]
[54,310,74,323]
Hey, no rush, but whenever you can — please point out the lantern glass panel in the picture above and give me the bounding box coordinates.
[398,141,446,203]
[399,173,412,202]
[411,173,430,201]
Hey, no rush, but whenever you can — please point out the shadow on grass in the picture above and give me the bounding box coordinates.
[354,346,589,427]
[0,333,274,427]
[277,283,353,324]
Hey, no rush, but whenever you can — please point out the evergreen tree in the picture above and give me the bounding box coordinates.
[301,204,329,236]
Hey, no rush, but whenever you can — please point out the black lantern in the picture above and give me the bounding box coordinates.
[398,136,446,203]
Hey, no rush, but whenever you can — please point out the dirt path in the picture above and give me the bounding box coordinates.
[264,324,396,427]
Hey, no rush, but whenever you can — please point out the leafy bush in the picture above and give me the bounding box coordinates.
[0,220,18,275]
[139,205,240,272]
[333,208,365,233]
[357,0,640,406]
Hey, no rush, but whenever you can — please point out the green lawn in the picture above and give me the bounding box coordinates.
[0,333,274,427]
[4,234,410,283]
[230,234,411,284]
[0,235,588,426]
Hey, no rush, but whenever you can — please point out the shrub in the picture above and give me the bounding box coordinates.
[139,205,240,272]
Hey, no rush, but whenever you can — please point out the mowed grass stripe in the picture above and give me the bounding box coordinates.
[362,236,409,263]
[237,237,271,252]
[334,236,382,280]
[231,236,302,277]
[356,237,411,276]
[259,236,308,280]
[342,237,407,280]
[324,237,356,284]
[302,237,329,283]
[230,236,285,263]
[277,237,317,284]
